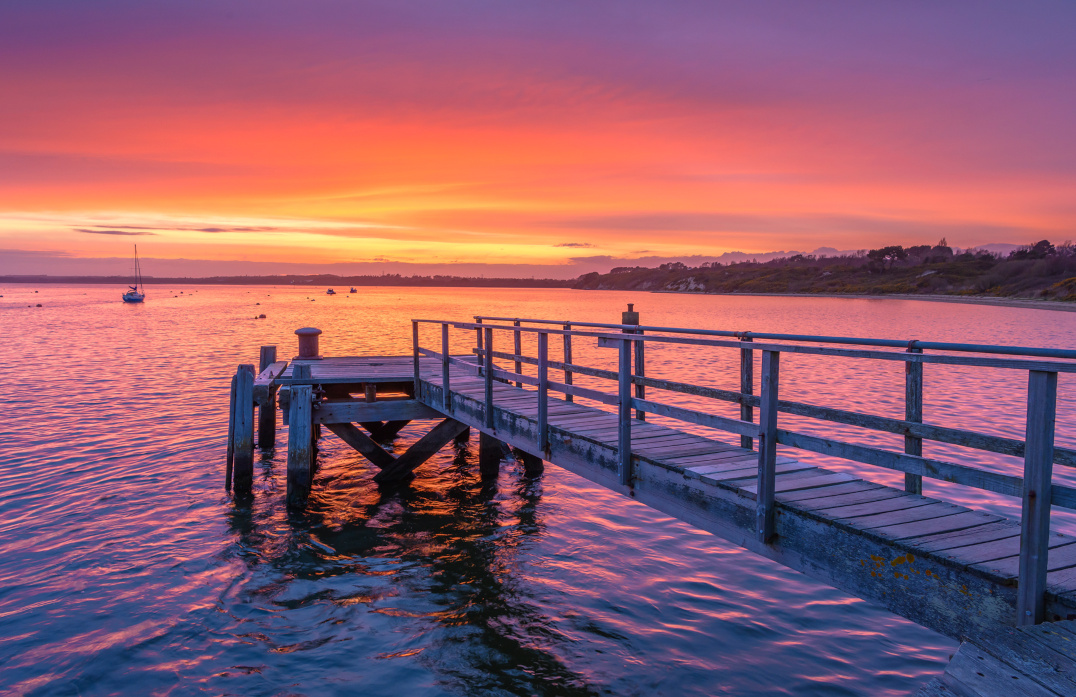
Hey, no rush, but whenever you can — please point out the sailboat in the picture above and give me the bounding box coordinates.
[122,245,145,303]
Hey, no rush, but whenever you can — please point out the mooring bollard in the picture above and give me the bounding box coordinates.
[295,327,323,360]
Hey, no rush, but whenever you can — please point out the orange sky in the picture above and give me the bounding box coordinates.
[2,2,1074,277]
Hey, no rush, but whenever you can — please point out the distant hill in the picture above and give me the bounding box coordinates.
[573,240,1076,301]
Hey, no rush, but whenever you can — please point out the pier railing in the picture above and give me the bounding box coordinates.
[413,315,1076,625]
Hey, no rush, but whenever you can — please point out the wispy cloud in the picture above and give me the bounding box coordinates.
[554,242,595,248]
[76,228,157,236]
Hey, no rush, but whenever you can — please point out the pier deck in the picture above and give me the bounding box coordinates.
[228,314,1076,694]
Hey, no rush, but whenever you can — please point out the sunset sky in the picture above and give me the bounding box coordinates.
[2,1,1074,278]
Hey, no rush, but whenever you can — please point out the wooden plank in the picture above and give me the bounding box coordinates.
[815,493,934,520]
[795,486,908,512]
[743,471,856,495]
[630,397,758,438]
[977,542,1076,579]
[942,536,1074,567]
[374,417,469,484]
[776,480,885,503]
[870,512,1000,541]
[1021,623,1076,663]
[1020,370,1058,625]
[977,624,1076,697]
[913,522,1021,553]
[941,644,1058,697]
[699,463,816,485]
[314,399,441,424]
[843,502,967,530]
[286,384,313,505]
[914,678,962,697]
[324,422,396,470]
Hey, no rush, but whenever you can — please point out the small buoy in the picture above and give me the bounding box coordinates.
[35,303,42,307]
[256,302,260,305]
[34,290,39,293]
[259,314,266,318]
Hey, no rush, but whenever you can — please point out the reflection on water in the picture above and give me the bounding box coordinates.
[3,284,1074,695]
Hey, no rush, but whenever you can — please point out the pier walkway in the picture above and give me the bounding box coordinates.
[227,312,1076,693]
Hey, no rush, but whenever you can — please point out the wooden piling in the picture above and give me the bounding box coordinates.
[231,364,256,492]
[517,449,544,477]
[257,345,277,448]
[287,383,314,505]
[1017,370,1057,625]
[756,350,780,542]
[225,374,236,489]
[479,430,502,478]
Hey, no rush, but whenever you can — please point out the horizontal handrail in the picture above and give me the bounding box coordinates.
[473,315,1076,360]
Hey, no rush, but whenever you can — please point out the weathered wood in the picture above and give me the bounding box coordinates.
[976,623,1076,696]
[634,330,646,421]
[562,322,574,402]
[325,422,396,469]
[1018,370,1058,625]
[484,327,494,429]
[517,449,544,477]
[441,323,451,410]
[374,417,469,484]
[231,364,256,492]
[257,347,278,448]
[740,336,754,450]
[478,430,502,478]
[226,374,236,490]
[315,399,440,424]
[475,318,484,377]
[941,644,1057,697]
[906,346,923,495]
[286,383,313,505]
[537,331,549,454]
[629,397,758,438]
[412,320,420,393]
[454,425,470,444]
[757,350,780,542]
[369,420,411,441]
[618,337,632,486]
[513,320,523,387]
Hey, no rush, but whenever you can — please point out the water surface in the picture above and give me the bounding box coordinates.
[3,284,1075,696]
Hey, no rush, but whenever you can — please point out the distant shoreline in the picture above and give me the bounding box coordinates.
[0,275,573,289]
[650,289,1076,312]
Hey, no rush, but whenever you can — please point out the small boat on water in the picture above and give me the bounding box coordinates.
[326,288,336,295]
[122,245,145,303]
[349,287,357,293]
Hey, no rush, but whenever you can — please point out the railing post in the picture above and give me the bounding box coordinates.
[538,331,549,454]
[757,350,780,543]
[618,336,633,486]
[563,322,574,402]
[441,322,451,412]
[484,327,494,430]
[412,321,420,398]
[476,318,484,377]
[1017,370,1057,626]
[513,319,523,387]
[740,334,754,450]
[905,345,924,495]
[622,304,644,420]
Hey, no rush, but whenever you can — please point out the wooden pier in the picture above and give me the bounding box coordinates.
[226,311,1076,693]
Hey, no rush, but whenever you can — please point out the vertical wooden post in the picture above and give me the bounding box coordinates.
[562,322,574,403]
[226,374,236,489]
[232,364,256,492]
[257,345,277,449]
[622,304,644,420]
[513,319,523,387]
[287,383,314,506]
[756,350,780,543]
[484,327,494,430]
[1017,370,1057,626]
[537,331,549,454]
[441,322,451,411]
[618,337,633,486]
[740,335,754,450]
[905,346,924,495]
[478,430,501,478]
[476,318,484,377]
[412,321,420,398]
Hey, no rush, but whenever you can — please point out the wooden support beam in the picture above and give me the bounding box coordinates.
[740,336,754,449]
[369,420,411,441]
[325,422,396,469]
[257,346,277,449]
[905,346,924,494]
[287,383,313,505]
[374,418,469,484]
[1017,370,1057,625]
[618,337,633,486]
[479,430,502,478]
[231,364,256,492]
[757,350,780,543]
[314,399,440,424]
[225,374,236,490]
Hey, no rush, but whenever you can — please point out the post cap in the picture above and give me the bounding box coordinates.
[295,327,322,336]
